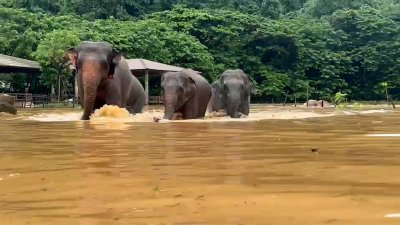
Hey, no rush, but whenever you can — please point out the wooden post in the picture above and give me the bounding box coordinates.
[145,70,149,105]
[58,74,61,102]
[294,96,297,107]
[306,85,309,107]
[386,87,390,107]
[283,91,289,107]
[388,95,396,109]
[51,83,55,102]
[74,70,78,107]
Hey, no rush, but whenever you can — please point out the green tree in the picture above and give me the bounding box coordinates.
[33,30,80,91]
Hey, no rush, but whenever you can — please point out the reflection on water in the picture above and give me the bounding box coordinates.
[1,105,400,225]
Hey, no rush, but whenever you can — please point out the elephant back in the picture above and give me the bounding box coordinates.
[0,94,15,106]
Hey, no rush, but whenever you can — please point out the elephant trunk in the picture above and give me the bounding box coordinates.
[163,106,175,120]
[226,94,241,118]
[81,73,101,120]
[163,94,178,120]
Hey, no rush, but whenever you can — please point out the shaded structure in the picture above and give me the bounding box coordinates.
[0,54,41,74]
[0,54,44,107]
[126,59,184,105]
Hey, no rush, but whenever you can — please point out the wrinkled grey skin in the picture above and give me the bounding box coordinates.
[67,41,145,120]
[207,80,224,113]
[161,69,211,120]
[0,102,17,115]
[207,69,256,118]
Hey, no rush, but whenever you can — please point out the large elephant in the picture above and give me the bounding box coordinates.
[0,95,17,115]
[160,69,212,120]
[207,69,256,118]
[67,41,145,120]
[0,102,17,115]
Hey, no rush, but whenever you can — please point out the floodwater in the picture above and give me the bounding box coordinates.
[1,104,400,225]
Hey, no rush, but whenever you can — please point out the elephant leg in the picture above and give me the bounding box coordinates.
[241,96,250,116]
[94,97,106,111]
[182,98,198,119]
[131,95,145,113]
[105,91,122,108]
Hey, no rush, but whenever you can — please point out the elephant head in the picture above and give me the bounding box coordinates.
[161,71,196,120]
[67,41,122,120]
[219,70,256,118]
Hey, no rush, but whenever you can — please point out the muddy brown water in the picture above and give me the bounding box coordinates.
[1,105,400,225]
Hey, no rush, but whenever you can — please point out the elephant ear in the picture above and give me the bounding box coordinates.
[108,49,122,79]
[212,80,223,97]
[66,47,77,69]
[211,80,221,91]
[211,80,224,110]
[161,73,168,85]
[219,74,227,87]
[245,76,257,94]
[185,76,197,100]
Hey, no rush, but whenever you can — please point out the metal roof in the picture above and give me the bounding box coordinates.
[0,54,41,73]
[69,58,201,76]
[126,59,184,72]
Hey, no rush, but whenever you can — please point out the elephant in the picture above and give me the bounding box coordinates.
[0,95,17,115]
[67,41,145,120]
[160,69,212,120]
[0,102,17,115]
[207,69,256,118]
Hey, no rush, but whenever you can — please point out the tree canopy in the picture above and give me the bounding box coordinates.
[1,0,400,101]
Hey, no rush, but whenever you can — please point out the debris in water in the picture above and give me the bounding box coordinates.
[311,147,319,153]
[167,202,181,207]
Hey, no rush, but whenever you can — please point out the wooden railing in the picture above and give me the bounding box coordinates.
[4,93,163,107]
[148,96,163,105]
[3,93,48,108]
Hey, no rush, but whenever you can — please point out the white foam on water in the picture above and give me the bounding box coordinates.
[384,213,400,218]
[26,112,83,122]
[366,134,400,137]
[23,105,393,124]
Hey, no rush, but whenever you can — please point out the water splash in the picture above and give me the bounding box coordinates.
[23,105,393,124]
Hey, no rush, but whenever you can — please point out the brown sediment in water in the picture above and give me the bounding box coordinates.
[18,104,394,123]
[1,104,399,225]
[0,107,400,225]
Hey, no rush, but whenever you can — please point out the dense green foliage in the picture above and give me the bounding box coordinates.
[1,0,400,101]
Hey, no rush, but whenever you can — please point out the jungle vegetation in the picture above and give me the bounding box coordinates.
[1,0,400,102]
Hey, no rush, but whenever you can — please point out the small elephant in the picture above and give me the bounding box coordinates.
[160,69,212,120]
[207,69,256,118]
[67,41,145,120]
[0,102,17,115]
